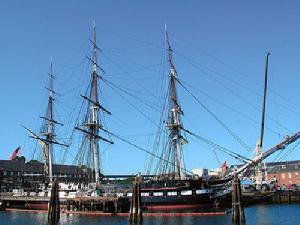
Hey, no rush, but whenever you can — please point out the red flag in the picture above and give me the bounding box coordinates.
[9,146,21,160]
[221,161,227,177]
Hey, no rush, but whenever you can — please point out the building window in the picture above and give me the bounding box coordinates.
[282,165,286,169]
[288,173,292,179]
[4,171,7,176]
[295,165,298,169]
[282,173,285,179]
[296,172,298,177]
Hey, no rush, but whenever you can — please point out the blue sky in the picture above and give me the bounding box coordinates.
[0,1,299,174]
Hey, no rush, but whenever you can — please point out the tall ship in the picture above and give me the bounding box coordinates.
[135,31,300,211]
[2,25,300,212]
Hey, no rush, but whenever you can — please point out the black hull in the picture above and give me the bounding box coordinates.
[141,193,217,211]
[139,180,220,212]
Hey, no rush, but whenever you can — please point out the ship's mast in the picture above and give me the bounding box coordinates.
[44,60,54,182]
[90,23,101,184]
[75,22,113,185]
[165,29,185,180]
[23,60,67,184]
[255,52,270,184]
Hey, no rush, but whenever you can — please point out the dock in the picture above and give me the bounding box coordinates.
[0,195,130,212]
[5,208,228,217]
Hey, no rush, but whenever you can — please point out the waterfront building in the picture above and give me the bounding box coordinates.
[0,159,91,191]
[230,160,300,188]
[265,160,300,187]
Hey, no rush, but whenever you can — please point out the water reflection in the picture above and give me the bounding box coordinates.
[2,205,300,225]
[129,220,143,225]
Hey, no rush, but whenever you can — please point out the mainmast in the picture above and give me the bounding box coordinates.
[165,29,186,180]
[90,23,101,184]
[255,52,270,184]
[75,22,113,185]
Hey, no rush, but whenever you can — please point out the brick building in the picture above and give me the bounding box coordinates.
[229,160,300,188]
[0,159,92,191]
[266,160,300,187]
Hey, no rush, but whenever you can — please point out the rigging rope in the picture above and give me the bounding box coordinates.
[175,77,252,153]
[100,128,194,175]
[102,78,162,113]
[178,79,284,138]
[103,79,159,126]
[181,127,251,164]
[174,51,293,133]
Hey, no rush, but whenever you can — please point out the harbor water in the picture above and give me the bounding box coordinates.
[0,204,300,225]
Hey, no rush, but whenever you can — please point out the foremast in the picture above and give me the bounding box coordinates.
[23,59,66,183]
[41,60,55,182]
[164,30,186,180]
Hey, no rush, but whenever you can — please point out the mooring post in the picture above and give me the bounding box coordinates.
[48,181,60,224]
[0,201,6,211]
[232,174,238,223]
[236,177,245,223]
[103,201,106,212]
[129,180,137,222]
[129,174,143,223]
[232,173,245,224]
[136,176,143,222]
[114,200,118,214]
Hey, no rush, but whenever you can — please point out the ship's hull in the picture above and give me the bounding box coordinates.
[6,199,49,210]
[2,191,274,212]
[141,193,216,211]
[138,179,223,212]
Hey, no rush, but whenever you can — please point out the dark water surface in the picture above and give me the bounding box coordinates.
[1,204,300,225]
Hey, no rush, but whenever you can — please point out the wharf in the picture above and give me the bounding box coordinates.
[2,190,300,214]
[5,208,228,217]
[273,190,300,204]
[0,195,130,212]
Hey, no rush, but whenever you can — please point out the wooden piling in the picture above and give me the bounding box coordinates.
[103,201,106,212]
[129,175,143,223]
[232,174,245,224]
[236,178,245,222]
[232,176,238,222]
[0,201,6,211]
[48,181,60,224]
[114,200,118,214]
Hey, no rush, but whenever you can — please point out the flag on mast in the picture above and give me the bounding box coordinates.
[9,146,21,160]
